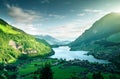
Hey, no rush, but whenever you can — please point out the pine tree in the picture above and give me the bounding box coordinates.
[92,72,104,79]
[39,63,53,79]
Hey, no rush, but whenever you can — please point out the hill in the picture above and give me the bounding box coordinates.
[35,35,71,45]
[0,18,54,63]
[70,13,120,68]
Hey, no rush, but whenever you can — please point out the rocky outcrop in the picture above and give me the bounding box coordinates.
[9,40,38,54]
[9,40,22,50]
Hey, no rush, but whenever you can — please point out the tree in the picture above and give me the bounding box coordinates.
[0,68,9,79]
[109,74,119,79]
[92,72,104,79]
[39,63,53,79]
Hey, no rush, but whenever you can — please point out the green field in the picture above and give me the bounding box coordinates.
[52,65,86,79]
[16,58,120,79]
[17,59,86,79]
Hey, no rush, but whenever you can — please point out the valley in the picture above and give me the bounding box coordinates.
[1,0,120,79]
[1,13,120,79]
[0,45,120,79]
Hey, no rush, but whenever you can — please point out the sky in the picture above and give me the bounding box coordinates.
[0,0,120,41]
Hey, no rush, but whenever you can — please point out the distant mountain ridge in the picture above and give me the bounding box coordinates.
[70,12,120,68]
[35,35,71,45]
[0,18,54,63]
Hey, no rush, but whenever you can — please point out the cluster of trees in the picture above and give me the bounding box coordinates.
[0,63,18,79]
[40,63,53,79]
[93,72,120,79]
[33,63,53,79]
[92,72,104,79]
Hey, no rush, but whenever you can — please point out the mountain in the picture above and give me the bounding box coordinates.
[0,18,54,63]
[35,35,60,45]
[70,13,120,68]
[35,35,71,45]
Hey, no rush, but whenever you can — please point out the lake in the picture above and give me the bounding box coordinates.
[50,46,110,63]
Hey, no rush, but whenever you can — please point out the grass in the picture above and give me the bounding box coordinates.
[18,59,86,79]
[18,59,57,75]
[19,64,86,79]
[0,24,20,34]
[19,61,44,75]
[17,58,120,79]
[52,65,86,79]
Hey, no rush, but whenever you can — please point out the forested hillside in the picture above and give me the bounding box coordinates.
[70,13,120,68]
[0,18,54,63]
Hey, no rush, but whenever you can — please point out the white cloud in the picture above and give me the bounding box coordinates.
[12,18,91,41]
[84,8,113,16]
[6,4,78,41]
[6,4,44,36]
[27,19,92,41]
[84,9,103,13]
[5,4,95,41]
[48,20,91,41]
[12,18,92,41]
[6,4,41,24]
[49,14,65,19]
[84,8,110,21]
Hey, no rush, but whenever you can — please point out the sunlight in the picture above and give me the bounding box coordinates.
[113,8,120,13]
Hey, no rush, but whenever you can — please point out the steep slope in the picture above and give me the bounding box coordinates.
[0,18,54,63]
[70,13,120,64]
[35,35,71,45]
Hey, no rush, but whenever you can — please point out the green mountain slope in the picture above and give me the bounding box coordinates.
[70,13,120,67]
[0,18,54,63]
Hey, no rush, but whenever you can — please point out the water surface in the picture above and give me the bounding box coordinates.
[51,46,110,63]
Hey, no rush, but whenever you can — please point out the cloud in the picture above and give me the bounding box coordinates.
[10,13,92,41]
[5,4,94,41]
[84,9,111,16]
[6,4,44,37]
[49,14,65,19]
[25,19,92,41]
[47,20,91,41]
[77,13,85,16]
[84,9,103,13]
[12,23,43,34]
[6,4,41,24]
[84,8,110,21]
